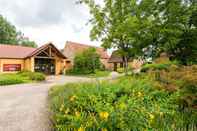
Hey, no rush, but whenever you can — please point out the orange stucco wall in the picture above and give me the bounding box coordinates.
[0,59,25,73]
[0,57,68,75]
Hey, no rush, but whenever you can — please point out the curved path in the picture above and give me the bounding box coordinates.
[0,76,92,131]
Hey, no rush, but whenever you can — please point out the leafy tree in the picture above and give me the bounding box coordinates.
[146,0,197,64]
[81,0,197,66]
[73,47,101,74]
[79,0,156,73]
[0,15,37,47]
[0,15,18,44]
[17,31,37,48]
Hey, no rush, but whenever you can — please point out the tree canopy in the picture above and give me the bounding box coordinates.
[0,15,37,47]
[73,47,101,74]
[80,0,197,65]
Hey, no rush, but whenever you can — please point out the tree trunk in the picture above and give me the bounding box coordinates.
[123,56,128,75]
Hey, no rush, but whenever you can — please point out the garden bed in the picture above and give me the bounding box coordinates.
[0,71,46,86]
[49,72,197,130]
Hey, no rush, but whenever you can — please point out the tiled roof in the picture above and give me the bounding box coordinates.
[0,43,66,59]
[0,44,36,59]
[63,41,110,60]
[108,50,133,63]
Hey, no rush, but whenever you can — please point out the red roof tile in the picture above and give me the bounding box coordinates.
[0,44,36,59]
[63,41,109,59]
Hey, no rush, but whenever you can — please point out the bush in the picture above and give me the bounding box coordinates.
[17,71,46,81]
[141,61,178,72]
[49,76,197,130]
[0,74,24,85]
[73,47,101,74]
[0,71,46,86]
[148,64,197,117]
[29,72,46,81]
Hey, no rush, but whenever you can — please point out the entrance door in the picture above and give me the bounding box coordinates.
[34,58,55,75]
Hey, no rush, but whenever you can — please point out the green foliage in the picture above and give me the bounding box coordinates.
[0,74,24,85]
[29,73,45,81]
[117,67,124,73]
[72,47,101,74]
[66,70,110,78]
[49,76,197,130]
[81,0,197,65]
[80,0,156,73]
[0,71,45,86]
[141,61,177,72]
[0,15,37,47]
[87,70,110,78]
[18,71,45,81]
[153,65,197,108]
[0,15,18,44]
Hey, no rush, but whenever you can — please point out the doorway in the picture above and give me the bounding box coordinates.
[34,58,55,75]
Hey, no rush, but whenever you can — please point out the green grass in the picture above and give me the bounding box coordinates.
[49,74,197,130]
[0,71,45,86]
[66,70,111,78]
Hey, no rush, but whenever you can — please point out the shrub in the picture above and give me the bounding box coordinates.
[117,67,124,73]
[17,71,46,81]
[29,72,46,81]
[49,76,197,130]
[73,47,101,74]
[0,74,24,85]
[0,71,45,86]
[141,61,178,72]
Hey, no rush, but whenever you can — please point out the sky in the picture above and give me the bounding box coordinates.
[0,0,102,49]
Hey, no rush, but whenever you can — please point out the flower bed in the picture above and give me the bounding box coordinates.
[49,75,197,130]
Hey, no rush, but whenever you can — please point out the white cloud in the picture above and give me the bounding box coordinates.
[0,0,101,49]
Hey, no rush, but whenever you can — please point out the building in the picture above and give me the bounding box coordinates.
[63,41,111,69]
[0,43,70,75]
[108,50,126,71]
[108,50,144,71]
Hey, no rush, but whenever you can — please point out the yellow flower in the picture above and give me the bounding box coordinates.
[159,112,164,117]
[101,128,108,131]
[59,104,64,112]
[64,108,70,114]
[78,127,85,131]
[75,111,80,117]
[149,114,155,120]
[99,112,109,120]
[69,95,77,102]
[137,92,143,97]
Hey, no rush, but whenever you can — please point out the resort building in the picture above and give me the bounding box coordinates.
[63,41,112,69]
[108,50,144,71]
[0,43,70,75]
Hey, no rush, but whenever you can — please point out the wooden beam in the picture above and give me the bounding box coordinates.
[35,56,55,59]
[49,46,52,57]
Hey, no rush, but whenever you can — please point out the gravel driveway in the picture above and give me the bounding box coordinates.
[0,76,92,131]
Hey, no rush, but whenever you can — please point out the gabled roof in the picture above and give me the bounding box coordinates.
[27,43,66,59]
[108,50,123,63]
[0,44,36,59]
[108,50,133,63]
[63,41,109,59]
[0,43,66,59]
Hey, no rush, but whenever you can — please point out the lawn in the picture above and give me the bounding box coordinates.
[49,65,197,131]
[66,70,111,78]
[0,71,45,86]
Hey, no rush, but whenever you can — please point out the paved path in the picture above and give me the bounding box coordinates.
[0,73,122,131]
[0,76,92,131]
